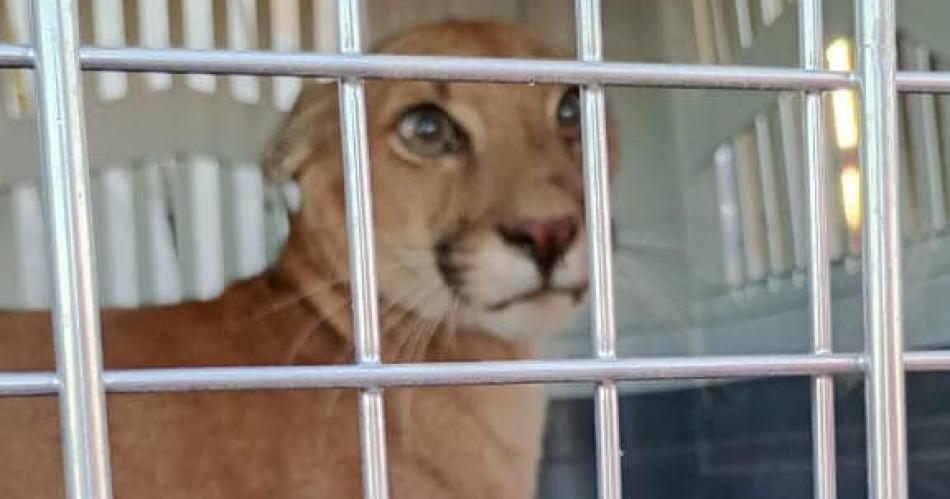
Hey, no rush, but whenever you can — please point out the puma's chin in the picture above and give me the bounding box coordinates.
[465,289,588,341]
[403,283,587,342]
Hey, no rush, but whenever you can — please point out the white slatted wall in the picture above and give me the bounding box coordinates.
[703,1,950,293]
[0,0,340,308]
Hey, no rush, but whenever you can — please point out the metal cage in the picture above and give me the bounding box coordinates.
[1,0,948,498]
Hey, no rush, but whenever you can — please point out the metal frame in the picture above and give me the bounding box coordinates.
[800,1,837,497]
[0,0,941,498]
[29,1,112,498]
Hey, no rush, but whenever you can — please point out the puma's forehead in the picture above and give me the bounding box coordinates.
[373,20,567,59]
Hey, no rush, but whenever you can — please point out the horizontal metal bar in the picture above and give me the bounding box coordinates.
[0,371,59,395]
[904,350,950,371]
[0,43,31,67]
[5,351,950,397]
[0,354,865,396]
[4,44,949,93]
[897,71,950,93]
[0,43,854,90]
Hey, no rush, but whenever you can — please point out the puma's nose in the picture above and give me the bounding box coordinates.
[499,215,580,276]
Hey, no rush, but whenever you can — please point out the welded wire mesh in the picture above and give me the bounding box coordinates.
[0,0,938,498]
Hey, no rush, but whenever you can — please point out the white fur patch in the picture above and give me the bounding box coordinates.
[551,240,587,289]
[378,230,589,341]
[281,181,302,213]
[464,236,540,306]
[461,230,589,340]
[465,293,584,341]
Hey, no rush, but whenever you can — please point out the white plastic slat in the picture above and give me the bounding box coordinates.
[0,188,21,306]
[734,130,769,283]
[2,0,32,118]
[137,0,174,91]
[94,167,140,307]
[714,144,746,289]
[170,155,225,300]
[760,0,784,26]
[1,66,30,120]
[754,113,790,283]
[10,183,49,308]
[904,43,947,234]
[136,159,182,304]
[517,0,573,52]
[226,0,261,104]
[223,165,267,279]
[313,0,337,52]
[938,60,950,237]
[691,0,718,65]
[898,98,919,239]
[182,0,217,93]
[778,93,807,285]
[709,0,735,63]
[271,0,302,111]
[92,0,130,101]
[447,0,518,19]
[734,0,754,49]
[822,109,847,262]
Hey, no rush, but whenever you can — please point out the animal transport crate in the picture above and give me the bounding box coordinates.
[2,0,950,498]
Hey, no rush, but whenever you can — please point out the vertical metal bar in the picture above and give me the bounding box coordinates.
[857,0,909,497]
[799,1,837,498]
[575,1,622,498]
[31,1,114,498]
[337,1,389,498]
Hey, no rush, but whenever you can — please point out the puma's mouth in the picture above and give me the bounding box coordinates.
[485,283,588,312]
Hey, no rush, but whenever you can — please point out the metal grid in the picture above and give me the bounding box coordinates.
[0,0,945,498]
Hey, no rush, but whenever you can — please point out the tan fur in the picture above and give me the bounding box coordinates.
[0,22,607,498]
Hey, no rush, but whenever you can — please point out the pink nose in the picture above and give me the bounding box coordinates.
[499,215,580,275]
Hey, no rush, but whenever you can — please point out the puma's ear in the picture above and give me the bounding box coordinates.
[263,81,340,182]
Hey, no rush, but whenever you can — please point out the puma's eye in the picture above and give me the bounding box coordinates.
[556,88,581,137]
[397,104,466,158]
